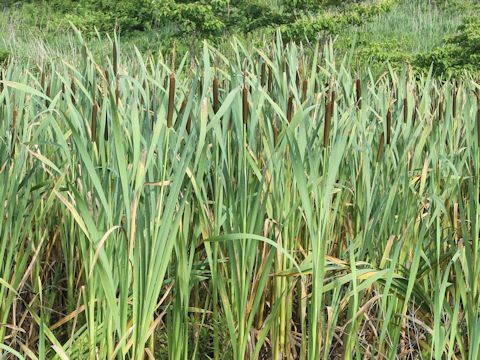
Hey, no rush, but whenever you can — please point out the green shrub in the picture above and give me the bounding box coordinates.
[280,0,398,42]
[415,16,480,74]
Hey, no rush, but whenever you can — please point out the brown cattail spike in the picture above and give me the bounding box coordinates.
[166,76,175,128]
[71,77,76,105]
[386,108,391,145]
[41,70,46,90]
[92,102,98,143]
[287,95,294,123]
[324,94,332,148]
[403,97,408,123]
[179,95,192,134]
[268,66,273,93]
[355,77,362,109]
[302,79,308,102]
[376,133,385,162]
[104,113,109,141]
[113,39,118,77]
[242,85,249,125]
[213,76,220,114]
[45,83,51,107]
[179,98,187,118]
[438,98,443,121]
[260,62,266,88]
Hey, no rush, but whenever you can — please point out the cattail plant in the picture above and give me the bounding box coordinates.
[213,75,220,114]
[287,94,293,123]
[355,76,362,109]
[376,133,385,162]
[179,97,187,118]
[243,84,249,125]
[261,62,266,88]
[104,110,109,141]
[268,65,273,93]
[186,111,192,134]
[91,101,98,143]
[71,76,77,105]
[45,81,51,107]
[302,79,308,101]
[329,90,335,116]
[2,34,480,360]
[386,108,391,145]
[40,69,46,90]
[113,39,118,77]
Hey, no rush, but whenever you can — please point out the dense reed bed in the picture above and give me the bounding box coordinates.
[0,34,480,359]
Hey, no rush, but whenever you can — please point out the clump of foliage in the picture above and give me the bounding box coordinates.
[19,0,157,33]
[155,0,228,39]
[415,16,480,75]
[4,0,399,43]
[350,39,412,68]
[280,0,398,42]
[230,0,284,33]
[0,49,9,63]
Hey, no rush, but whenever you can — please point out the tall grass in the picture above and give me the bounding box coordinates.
[0,33,479,359]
